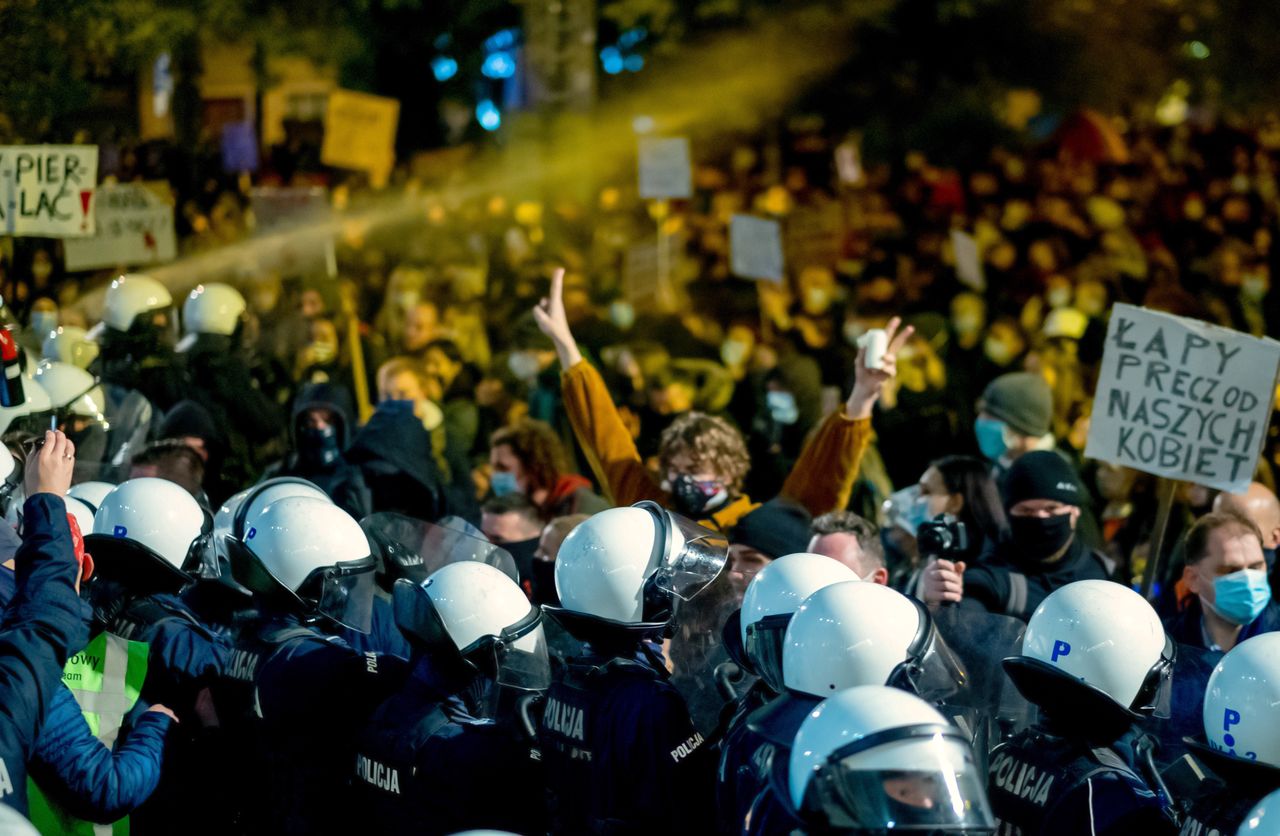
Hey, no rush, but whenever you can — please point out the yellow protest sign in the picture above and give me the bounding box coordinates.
[321,89,399,188]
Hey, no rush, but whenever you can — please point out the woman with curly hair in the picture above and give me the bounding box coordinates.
[489,419,609,520]
[533,268,910,529]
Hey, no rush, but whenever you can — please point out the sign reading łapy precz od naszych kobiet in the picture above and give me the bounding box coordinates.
[1085,303,1280,493]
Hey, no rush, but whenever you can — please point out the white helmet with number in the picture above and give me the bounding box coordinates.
[1239,788,1280,836]
[68,480,115,513]
[203,478,332,584]
[739,552,858,691]
[552,501,727,629]
[182,283,246,342]
[100,274,173,333]
[1203,632,1280,768]
[42,326,99,369]
[228,496,375,631]
[33,362,106,420]
[787,686,995,832]
[394,561,550,697]
[783,581,964,701]
[85,477,208,591]
[1005,580,1174,724]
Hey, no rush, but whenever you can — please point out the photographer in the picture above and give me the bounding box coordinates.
[921,451,1113,620]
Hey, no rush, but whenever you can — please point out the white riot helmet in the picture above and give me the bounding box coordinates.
[202,477,332,583]
[85,477,209,592]
[550,501,727,635]
[99,274,173,333]
[739,552,858,692]
[1239,788,1280,836]
[68,480,115,513]
[42,326,99,369]
[33,362,107,421]
[180,283,246,347]
[787,686,995,833]
[393,561,550,703]
[1202,632,1280,769]
[227,496,376,632]
[65,495,95,537]
[782,581,965,702]
[1004,580,1174,731]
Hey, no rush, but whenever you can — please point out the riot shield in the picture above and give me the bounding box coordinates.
[930,604,1034,772]
[668,568,742,737]
[359,511,519,585]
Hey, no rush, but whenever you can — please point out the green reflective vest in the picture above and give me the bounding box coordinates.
[28,631,149,836]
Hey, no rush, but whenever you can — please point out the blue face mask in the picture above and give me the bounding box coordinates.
[491,470,521,497]
[1209,569,1271,626]
[975,418,1008,461]
[766,390,799,425]
[904,496,932,537]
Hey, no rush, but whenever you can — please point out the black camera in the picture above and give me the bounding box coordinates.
[917,514,969,557]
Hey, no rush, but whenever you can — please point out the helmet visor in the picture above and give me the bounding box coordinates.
[315,555,377,633]
[887,629,969,704]
[807,728,995,832]
[361,512,518,585]
[743,613,790,694]
[649,506,728,602]
[490,615,552,693]
[1130,633,1176,719]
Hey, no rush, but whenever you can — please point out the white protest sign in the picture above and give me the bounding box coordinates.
[1084,303,1280,493]
[0,146,98,237]
[638,137,692,200]
[730,214,784,283]
[63,183,176,271]
[950,229,985,291]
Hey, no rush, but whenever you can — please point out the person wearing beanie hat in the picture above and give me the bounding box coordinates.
[725,498,813,600]
[975,372,1056,500]
[921,450,1113,621]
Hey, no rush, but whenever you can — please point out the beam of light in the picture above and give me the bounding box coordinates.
[136,4,873,297]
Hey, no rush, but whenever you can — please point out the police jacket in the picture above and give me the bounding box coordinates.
[538,641,715,835]
[240,612,409,835]
[352,653,546,835]
[28,684,170,823]
[960,534,1113,621]
[728,693,819,836]
[988,725,1177,835]
[1178,747,1278,836]
[341,595,411,660]
[0,495,89,815]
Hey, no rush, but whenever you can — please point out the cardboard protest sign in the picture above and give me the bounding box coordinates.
[1084,303,1280,493]
[0,146,98,237]
[63,183,176,271]
[638,137,692,200]
[950,229,985,291]
[730,214,785,283]
[321,89,399,188]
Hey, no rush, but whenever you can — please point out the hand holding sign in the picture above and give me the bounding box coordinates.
[1084,303,1280,493]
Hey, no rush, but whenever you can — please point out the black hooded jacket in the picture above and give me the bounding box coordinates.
[266,382,371,520]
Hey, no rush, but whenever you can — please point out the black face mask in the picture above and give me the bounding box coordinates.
[297,424,341,467]
[670,474,728,518]
[531,558,558,607]
[502,537,539,589]
[1010,513,1075,564]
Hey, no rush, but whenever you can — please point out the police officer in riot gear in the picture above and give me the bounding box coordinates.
[1177,632,1280,834]
[177,283,285,502]
[990,580,1178,835]
[779,686,997,834]
[741,580,970,835]
[219,495,406,835]
[718,552,859,833]
[537,502,728,834]
[90,273,184,413]
[81,477,231,833]
[352,558,550,834]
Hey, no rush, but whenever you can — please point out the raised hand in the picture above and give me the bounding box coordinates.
[845,316,914,419]
[24,430,75,499]
[532,268,583,369]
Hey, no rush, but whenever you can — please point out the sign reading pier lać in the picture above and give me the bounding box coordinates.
[1085,303,1280,493]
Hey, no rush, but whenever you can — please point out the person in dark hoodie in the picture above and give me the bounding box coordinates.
[264,382,371,521]
[488,419,608,520]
